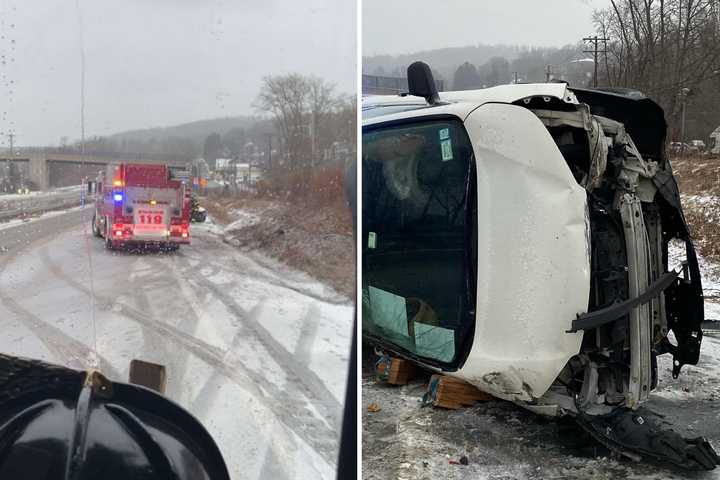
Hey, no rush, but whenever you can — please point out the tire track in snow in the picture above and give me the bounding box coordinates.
[184,231,348,305]
[40,247,340,466]
[171,253,343,417]
[0,291,120,378]
[154,257,330,478]
[0,218,119,378]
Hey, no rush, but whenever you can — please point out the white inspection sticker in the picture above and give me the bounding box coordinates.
[439,127,450,140]
[440,139,453,161]
[368,231,377,249]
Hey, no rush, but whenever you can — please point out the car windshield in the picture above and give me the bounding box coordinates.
[0,2,355,479]
[362,119,476,366]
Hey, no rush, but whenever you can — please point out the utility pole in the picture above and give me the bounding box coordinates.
[76,0,86,172]
[5,133,14,189]
[545,65,552,83]
[583,35,609,88]
[310,113,316,168]
[266,133,272,170]
[513,72,519,84]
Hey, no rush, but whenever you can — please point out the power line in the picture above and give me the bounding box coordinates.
[583,35,609,88]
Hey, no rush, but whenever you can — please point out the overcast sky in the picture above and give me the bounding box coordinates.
[363,0,608,56]
[0,0,356,146]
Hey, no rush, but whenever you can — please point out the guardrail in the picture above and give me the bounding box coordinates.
[0,189,85,222]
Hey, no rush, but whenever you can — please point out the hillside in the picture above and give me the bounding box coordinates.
[363,42,590,90]
[109,116,271,145]
[363,44,523,81]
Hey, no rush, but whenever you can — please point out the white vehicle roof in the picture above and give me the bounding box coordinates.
[362,83,578,126]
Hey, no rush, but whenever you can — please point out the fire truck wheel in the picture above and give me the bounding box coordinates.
[91,214,102,238]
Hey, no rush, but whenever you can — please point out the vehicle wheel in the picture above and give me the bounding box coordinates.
[91,213,102,238]
[105,220,115,250]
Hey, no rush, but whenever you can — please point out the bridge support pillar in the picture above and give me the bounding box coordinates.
[28,154,48,190]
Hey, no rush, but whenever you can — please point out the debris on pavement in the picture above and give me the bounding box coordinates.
[449,455,470,465]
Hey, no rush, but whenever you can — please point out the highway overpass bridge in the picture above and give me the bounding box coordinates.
[0,153,188,190]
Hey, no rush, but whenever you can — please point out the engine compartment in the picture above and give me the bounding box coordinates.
[523,91,705,416]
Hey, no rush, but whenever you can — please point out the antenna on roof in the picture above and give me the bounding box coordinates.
[407,61,441,105]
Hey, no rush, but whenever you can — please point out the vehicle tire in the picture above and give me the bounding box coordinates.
[91,213,102,238]
[105,219,115,250]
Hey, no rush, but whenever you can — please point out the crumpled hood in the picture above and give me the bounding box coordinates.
[571,87,667,161]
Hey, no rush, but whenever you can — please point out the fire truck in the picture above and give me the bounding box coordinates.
[91,163,191,250]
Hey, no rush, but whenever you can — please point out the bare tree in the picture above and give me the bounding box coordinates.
[255,74,340,171]
[307,76,337,165]
[255,74,311,171]
[594,0,720,137]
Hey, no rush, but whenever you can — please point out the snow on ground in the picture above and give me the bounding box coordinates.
[0,207,352,480]
[0,205,86,232]
[363,345,720,480]
[195,213,349,305]
[0,184,82,202]
[224,210,262,232]
[669,237,720,319]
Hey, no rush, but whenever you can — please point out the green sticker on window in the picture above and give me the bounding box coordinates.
[368,231,377,249]
[439,128,450,140]
[440,139,453,161]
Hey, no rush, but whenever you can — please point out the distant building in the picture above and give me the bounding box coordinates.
[710,126,720,155]
[557,59,594,87]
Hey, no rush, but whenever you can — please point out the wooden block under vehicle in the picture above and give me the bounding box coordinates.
[375,355,417,385]
[426,374,494,409]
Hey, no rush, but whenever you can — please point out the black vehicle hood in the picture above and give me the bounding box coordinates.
[571,87,667,161]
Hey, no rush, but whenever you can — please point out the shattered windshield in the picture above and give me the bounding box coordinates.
[0,1,355,479]
[362,119,476,366]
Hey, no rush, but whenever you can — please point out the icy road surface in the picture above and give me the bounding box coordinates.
[0,207,352,480]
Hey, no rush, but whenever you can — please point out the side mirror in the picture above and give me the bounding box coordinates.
[407,61,441,105]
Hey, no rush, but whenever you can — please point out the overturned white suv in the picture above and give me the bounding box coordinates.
[362,62,718,469]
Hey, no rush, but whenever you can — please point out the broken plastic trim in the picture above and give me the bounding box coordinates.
[575,406,719,470]
[567,266,682,333]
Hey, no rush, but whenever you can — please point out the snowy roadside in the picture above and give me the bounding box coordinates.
[0,205,89,234]
[0,186,84,222]
[201,197,354,301]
